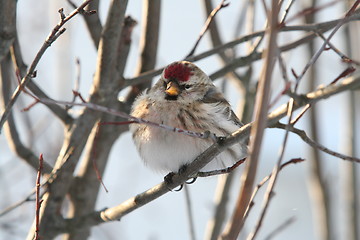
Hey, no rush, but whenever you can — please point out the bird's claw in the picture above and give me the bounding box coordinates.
[185,177,197,184]
[164,166,198,192]
[164,172,184,191]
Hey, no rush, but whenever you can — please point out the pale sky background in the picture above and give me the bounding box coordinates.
[1,0,359,240]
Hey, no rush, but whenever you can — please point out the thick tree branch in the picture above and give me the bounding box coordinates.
[81,0,102,48]
[0,0,16,61]
[26,1,129,239]
[67,10,138,239]
[126,0,161,102]
[303,1,333,239]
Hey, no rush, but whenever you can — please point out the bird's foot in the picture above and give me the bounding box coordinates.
[164,172,183,191]
[179,164,197,185]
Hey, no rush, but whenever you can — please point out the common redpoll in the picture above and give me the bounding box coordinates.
[130,61,247,174]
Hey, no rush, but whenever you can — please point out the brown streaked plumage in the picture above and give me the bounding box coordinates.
[130,61,247,173]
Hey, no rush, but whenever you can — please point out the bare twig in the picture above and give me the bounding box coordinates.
[329,66,356,85]
[203,173,236,240]
[0,0,93,132]
[67,0,100,47]
[243,158,304,224]
[186,0,229,57]
[247,99,295,240]
[90,123,110,193]
[35,154,44,240]
[184,186,196,240]
[290,104,311,125]
[34,97,219,141]
[264,217,296,240]
[196,158,246,177]
[316,32,360,66]
[280,0,296,25]
[66,58,82,110]
[202,0,247,104]
[0,194,34,217]
[274,122,360,163]
[285,0,339,24]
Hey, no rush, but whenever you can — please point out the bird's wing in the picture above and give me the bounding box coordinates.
[201,86,244,127]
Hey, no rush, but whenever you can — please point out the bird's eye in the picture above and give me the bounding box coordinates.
[184,84,192,89]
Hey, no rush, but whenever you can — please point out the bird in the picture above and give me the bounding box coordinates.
[129,61,247,175]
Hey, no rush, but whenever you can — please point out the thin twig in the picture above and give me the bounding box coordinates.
[186,0,229,58]
[290,103,311,125]
[246,99,295,240]
[0,171,56,217]
[316,32,360,66]
[66,58,82,110]
[329,66,356,85]
[274,122,360,163]
[34,96,219,141]
[91,122,111,193]
[35,154,44,240]
[0,0,93,132]
[284,0,339,24]
[263,217,296,240]
[184,186,197,240]
[0,195,35,217]
[243,158,304,224]
[280,0,296,25]
[197,158,246,177]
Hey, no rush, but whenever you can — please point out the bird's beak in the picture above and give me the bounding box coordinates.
[165,81,180,97]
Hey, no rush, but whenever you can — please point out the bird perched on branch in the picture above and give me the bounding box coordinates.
[130,61,247,175]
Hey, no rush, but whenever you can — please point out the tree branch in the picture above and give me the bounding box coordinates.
[273,122,360,162]
[186,0,229,58]
[0,0,16,61]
